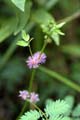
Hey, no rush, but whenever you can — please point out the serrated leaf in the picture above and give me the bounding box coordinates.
[50,116,71,120]
[64,95,74,115]
[45,100,70,118]
[61,117,71,120]
[11,0,26,12]
[65,95,74,109]
[22,30,30,41]
[17,40,29,47]
[72,104,80,117]
[20,110,40,120]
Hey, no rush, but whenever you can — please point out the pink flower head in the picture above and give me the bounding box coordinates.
[26,52,46,69]
[34,52,46,64]
[26,56,39,69]
[19,90,29,100]
[30,92,40,103]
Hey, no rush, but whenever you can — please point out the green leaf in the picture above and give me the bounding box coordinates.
[72,104,80,117]
[64,95,74,115]
[11,0,26,12]
[17,40,29,47]
[0,18,17,43]
[32,9,55,26]
[32,9,63,46]
[61,117,71,120]
[45,100,70,117]
[14,1,32,34]
[22,30,30,41]
[57,22,66,28]
[57,30,65,35]
[50,116,71,120]
[20,110,40,120]
[51,32,60,45]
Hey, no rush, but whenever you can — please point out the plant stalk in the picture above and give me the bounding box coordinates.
[16,69,36,120]
[58,10,80,24]
[39,66,80,92]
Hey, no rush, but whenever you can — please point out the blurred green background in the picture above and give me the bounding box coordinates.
[0,0,80,119]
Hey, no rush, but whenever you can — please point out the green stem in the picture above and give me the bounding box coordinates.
[16,29,47,120]
[58,10,80,24]
[31,102,48,120]
[39,66,80,92]
[16,69,36,120]
[20,100,48,120]
[16,39,47,119]
[29,69,36,92]
[40,40,48,53]
[16,101,28,120]
[29,45,33,57]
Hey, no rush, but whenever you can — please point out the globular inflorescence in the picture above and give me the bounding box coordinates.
[19,90,39,103]
[26,52,47,69]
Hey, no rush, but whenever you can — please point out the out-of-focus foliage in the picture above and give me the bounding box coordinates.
[0,0,80,119]
[0,18,16,43]
[11,0,26,12]
[0,57,27,92]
